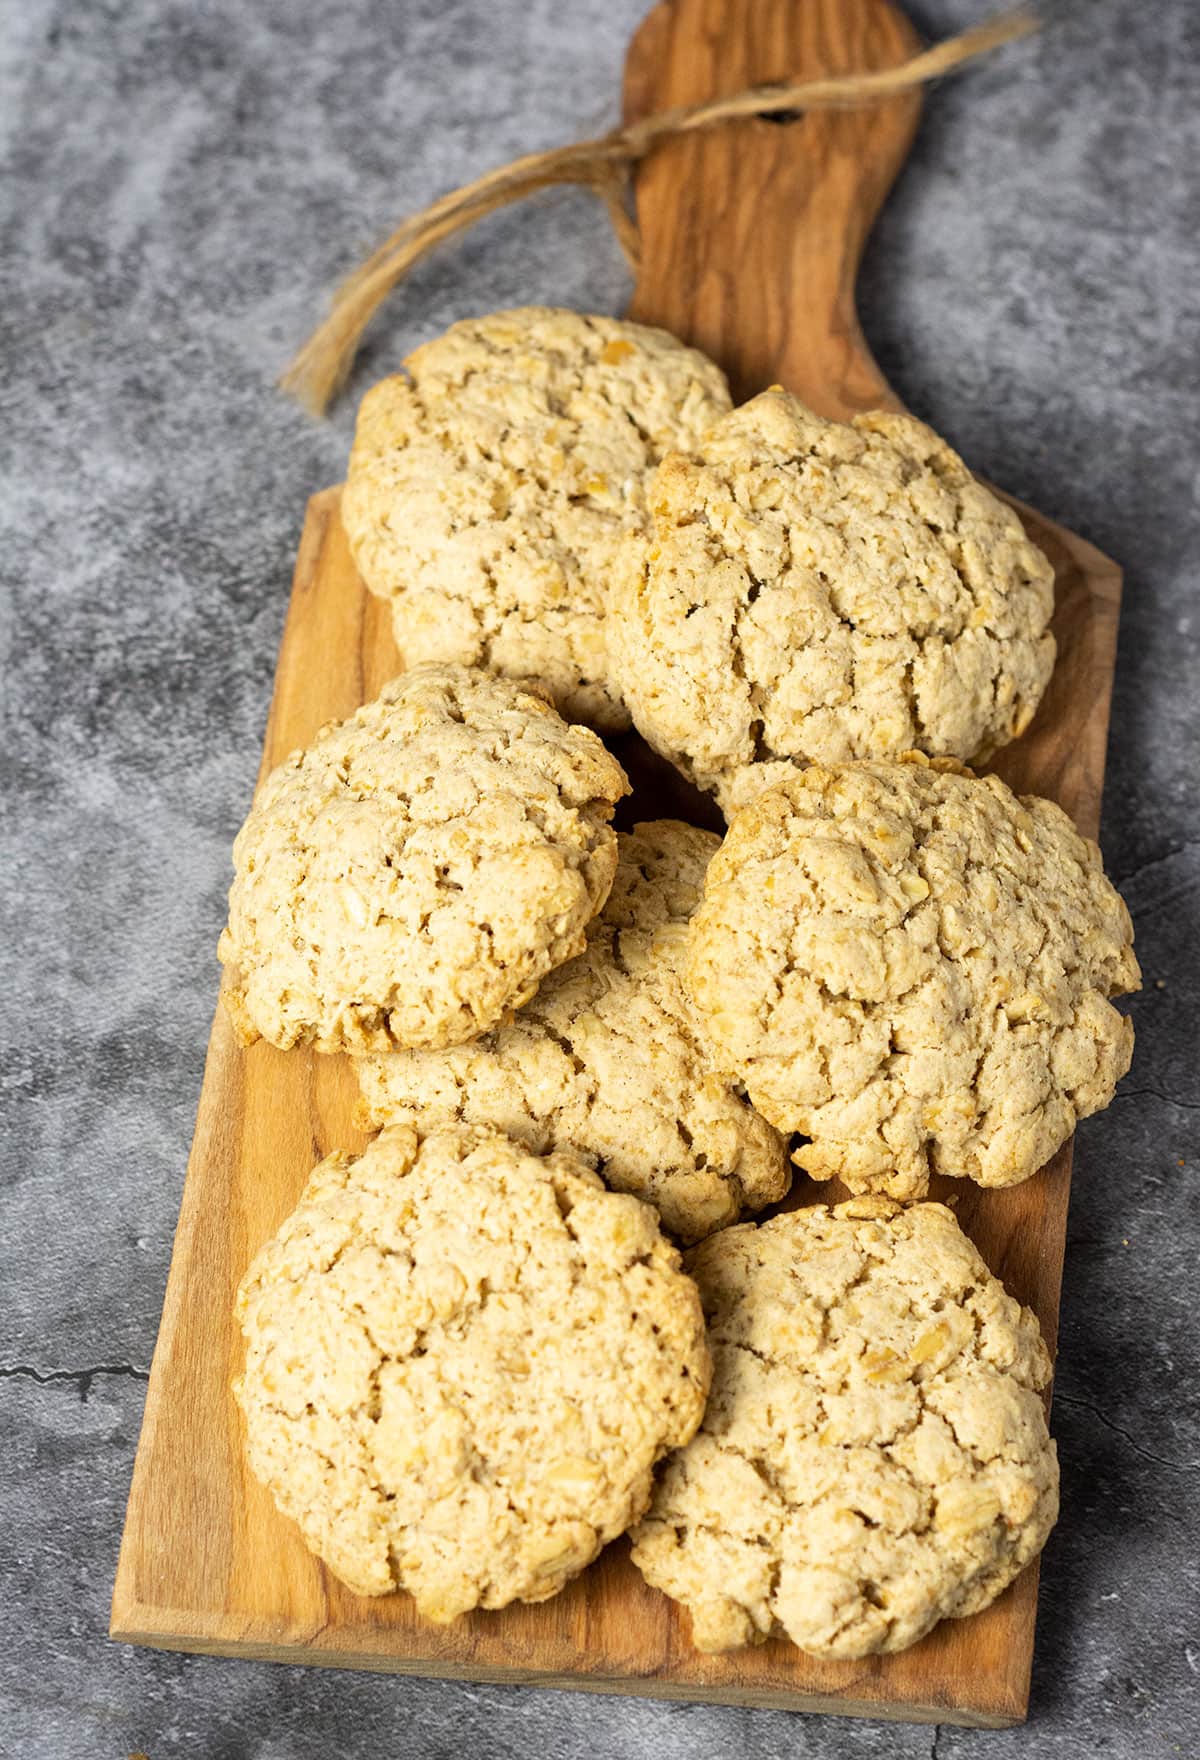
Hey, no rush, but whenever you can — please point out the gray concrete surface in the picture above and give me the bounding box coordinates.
[2,0,1197,1754]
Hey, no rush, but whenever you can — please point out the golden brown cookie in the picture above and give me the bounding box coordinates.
[218,663,628,1053]
[686,757,1139,1197]
[235,1124,711,1618]
[343,307,732,730]
[631,1197,1059,1658]
[354,821,789,1243]
[608,389,1056,811]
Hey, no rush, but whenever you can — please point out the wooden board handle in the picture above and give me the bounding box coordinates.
[624,0,921,416]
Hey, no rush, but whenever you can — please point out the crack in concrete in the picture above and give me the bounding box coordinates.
[0,1363,150,1403]
[1111,1085,1200,1113]
[1112,837,1200,890]
[930,1727,945,1760]
[1054,1392,1200,1472]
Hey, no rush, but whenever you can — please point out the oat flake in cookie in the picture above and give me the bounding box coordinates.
[218,663,628,1054]
[341,306,732,731]
[631,1198,1059,1658]
[234,1124,711,1619]
[354,820,789,1244]
[686,755,1139,1199]
[608,388,1056,813]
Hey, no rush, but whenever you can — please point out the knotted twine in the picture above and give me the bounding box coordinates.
[282,7,1037,416]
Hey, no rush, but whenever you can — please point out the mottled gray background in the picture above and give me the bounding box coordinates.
[2,0,1197,1754]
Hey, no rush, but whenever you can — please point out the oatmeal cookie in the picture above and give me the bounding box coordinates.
[219,663,628,1053]
[354,821,788,1243]
[686,756,1138,1197]
[631,1197,1059,1657]
[343,307,732,729]
[235,1124,711,1618]
[608,388,1056,811]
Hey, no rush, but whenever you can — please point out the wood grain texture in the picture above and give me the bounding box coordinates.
[626,0,920,409]
[112,0,1125,1726]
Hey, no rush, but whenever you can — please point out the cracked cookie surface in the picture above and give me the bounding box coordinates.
[354,820,789,1243]
[630,1197,1058,1658]
[342,307,732,730]
[607,389,1056,811]
[687,756,1139,1198]
[235,1124,711,1618]
[218,663,628,1054]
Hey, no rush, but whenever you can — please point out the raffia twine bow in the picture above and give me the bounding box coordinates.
[282,7,1037,416]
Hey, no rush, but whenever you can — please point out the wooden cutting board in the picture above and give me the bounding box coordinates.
[111,0,1125,1727]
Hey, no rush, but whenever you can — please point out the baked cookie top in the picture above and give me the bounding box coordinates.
[342,307,732,731]
[218,663,628,1054]
[631,1197,1059,1658]
[235,1124,711,1618]
[607,388,1057,812]
[686,756,1139,1198]
[354,820,789,1243]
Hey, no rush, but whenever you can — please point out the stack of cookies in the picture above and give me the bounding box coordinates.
[223,308,1139,1660]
